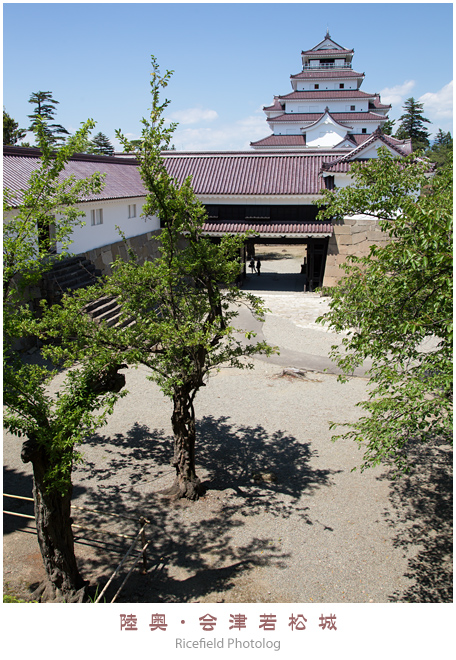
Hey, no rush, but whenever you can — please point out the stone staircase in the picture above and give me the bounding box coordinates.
[42,256,132,329]
[83,295,133,329]
[42,256,101,304]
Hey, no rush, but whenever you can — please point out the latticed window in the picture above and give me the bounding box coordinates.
[205,205,219,219]
[245,206,270,220]
[325,176,335,190]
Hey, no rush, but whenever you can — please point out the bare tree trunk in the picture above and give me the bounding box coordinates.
[165,386,202,500]
[21,436,87,602]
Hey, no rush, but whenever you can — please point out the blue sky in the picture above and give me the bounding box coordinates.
[3,2,453,150]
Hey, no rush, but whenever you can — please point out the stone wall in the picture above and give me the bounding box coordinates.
[81,229,162,275]
[323,214,390,287]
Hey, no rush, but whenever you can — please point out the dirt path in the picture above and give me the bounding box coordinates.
[3,251,452,603]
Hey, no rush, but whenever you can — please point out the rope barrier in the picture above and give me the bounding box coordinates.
[95,524,148,603]
[4,491,152,603]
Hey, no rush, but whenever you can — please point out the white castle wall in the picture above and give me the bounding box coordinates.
[60,197,159,256]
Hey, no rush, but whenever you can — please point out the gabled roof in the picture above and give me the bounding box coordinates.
[321,130,412,172]
[300,108,353,131]
[333,133,372,149]
[302,33,353,56]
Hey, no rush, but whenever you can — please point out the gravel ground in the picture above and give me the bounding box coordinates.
[3,250,452,603]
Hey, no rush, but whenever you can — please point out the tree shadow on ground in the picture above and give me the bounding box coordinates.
[254,251,297,261]
[380,438,453,602]
[71,416,338,602]
[196,414,335,518]
[3,467,35,534]
[242,271,305,293]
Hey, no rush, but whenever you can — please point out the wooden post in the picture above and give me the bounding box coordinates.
[140,517,148,573]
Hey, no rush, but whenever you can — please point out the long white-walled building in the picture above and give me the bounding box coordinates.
[3,33,413,288]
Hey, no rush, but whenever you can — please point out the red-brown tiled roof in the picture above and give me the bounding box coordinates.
[268,111,388,123]
[163,152,340,195]
[321,131,411,172]
[321,161,354,173]
[250,135,308,148]
[278,90,377,101]
[291,69,364,80]
[3,147,146,205]
[301,48,353,57]
[263,97,285,111]
[3,146,340,203]
[336,133,373,147]
[369,96,391,110]
[201,220,332,237]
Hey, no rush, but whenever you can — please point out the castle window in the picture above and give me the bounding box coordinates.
[245,206,270,220]
[90,209,103,226]
[350,105,356,111]
[314,84,319,89]
[128,204,136,218]
[325,176,335,190]
[339,83,344,89]
[206,205,219,219]
[362,128,367,134]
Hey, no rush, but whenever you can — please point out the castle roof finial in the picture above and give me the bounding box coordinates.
[325,27,331,39]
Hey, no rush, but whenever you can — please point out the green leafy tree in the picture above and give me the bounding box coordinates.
[39,56,275,501]
[426,129,453,168]
[127,138,142,150]
[4,117,105,291]
[4,356,126,602]
[3,108,26,145]
[28,90,69,146]
[316,149,452,474]
[395,97,431,151]
[381,118,395,136]
[4,117,126,601]
[91,131,114,156]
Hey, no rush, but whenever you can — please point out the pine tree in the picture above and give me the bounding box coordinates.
[28,91,69,146]
[91,131,114,156]
[381,119,395,136]
[3,109,26,145]
[395,97,431,151]
[426,129,453,169]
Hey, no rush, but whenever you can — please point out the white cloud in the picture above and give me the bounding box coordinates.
[172,110,267,151]
[379,80,415,107]
[419,81,453,121]
[109,110,267,151]
[167,107,218,125]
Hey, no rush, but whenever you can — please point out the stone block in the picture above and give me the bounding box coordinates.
[351,233,368,245]
[101,249,113,266]
[333,224,353,235]
[337,234,354,245]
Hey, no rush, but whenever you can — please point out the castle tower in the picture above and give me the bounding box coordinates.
[251,32,391,150]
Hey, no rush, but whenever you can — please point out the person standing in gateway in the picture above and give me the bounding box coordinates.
[256,259,261,276]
